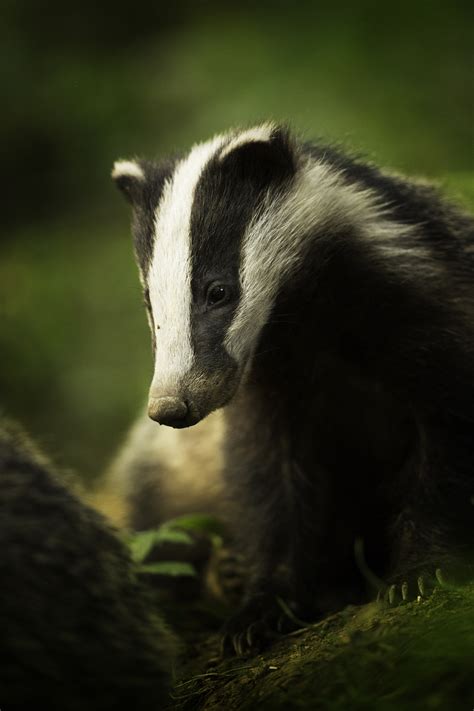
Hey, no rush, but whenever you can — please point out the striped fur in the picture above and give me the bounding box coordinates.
[148,135,226,396]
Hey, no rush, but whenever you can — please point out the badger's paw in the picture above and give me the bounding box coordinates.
[220,592,299,657]
[378,567,452,607]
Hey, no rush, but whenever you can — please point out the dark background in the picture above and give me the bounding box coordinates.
[1,0,473,479]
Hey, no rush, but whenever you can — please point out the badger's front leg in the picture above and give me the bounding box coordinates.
[220,403,315,655]
[220,405,335,655]
[220,462,294,654]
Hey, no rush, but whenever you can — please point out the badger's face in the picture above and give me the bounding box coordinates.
[113,124,296,427]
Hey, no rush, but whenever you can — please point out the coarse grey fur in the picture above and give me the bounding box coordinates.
[111,123,474,654]
[0,418,177,708]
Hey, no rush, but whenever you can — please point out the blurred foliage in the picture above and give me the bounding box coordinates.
[127,527,195,564]
[0,0,473,477]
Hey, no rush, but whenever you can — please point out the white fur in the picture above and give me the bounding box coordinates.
[148,133,227,395]
[218,122,276,160]
[103,408,226,523]
[111,160,145,181]
[225,156,433,363]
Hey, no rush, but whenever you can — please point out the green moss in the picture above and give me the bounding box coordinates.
[173,586,474,710]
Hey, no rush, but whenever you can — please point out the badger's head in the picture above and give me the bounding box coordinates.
[112,124,298,427]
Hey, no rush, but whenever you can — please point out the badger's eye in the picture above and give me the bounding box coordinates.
[206,283,228,308]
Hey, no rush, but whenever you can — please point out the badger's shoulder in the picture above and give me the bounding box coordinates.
[0,417,176,708]
[302,140,474,243]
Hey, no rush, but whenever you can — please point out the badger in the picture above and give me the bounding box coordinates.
[111,123,474,654]
[101,405,227,530]
[0,418,176,708]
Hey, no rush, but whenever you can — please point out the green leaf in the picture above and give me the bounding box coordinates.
[163,513,227,537]
[138,561,197,577]
[152,527,194,546]
[126,526,194,563]
[128,530,157,563]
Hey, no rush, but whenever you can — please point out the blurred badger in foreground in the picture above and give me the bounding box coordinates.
[0,419,176,709]
[111,123,474,654]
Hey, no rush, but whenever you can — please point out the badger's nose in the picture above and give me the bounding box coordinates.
[148,396,189,427]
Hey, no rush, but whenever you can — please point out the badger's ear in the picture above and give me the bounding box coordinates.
[111,159,146,205]
[219,125,296,187]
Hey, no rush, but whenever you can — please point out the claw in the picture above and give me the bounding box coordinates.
[232,632,243,656]
[246,621,261,648]
[435,568,446,586]
[388,584,397,605]
[401,581,409,601]
[417,575,425,597]
[239,631,249,656]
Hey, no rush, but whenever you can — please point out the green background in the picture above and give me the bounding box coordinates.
[1,0,473,479]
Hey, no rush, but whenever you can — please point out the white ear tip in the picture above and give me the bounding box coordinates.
[219,123,277,161]
[111,160,145,181]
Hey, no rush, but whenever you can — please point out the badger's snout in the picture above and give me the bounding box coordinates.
[147,362,240,428]
[148,395,201,428]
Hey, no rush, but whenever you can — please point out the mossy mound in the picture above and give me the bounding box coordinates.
[173,585,474,710]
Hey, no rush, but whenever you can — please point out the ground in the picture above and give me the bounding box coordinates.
[168,583,474,710]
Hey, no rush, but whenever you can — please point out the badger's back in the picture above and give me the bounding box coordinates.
[0,419,176,709]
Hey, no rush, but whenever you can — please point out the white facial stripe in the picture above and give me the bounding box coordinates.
[111,160,145,181]
[219,122,276,160]
[225,159,425,363]
[148,134,227,394]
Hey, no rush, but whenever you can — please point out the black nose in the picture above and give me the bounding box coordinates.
[148,396,189,428]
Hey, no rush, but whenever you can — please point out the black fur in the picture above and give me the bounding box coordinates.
[189,127,296,398]
[114,157,178,276]
[219,143,474,650]
[0,419,176,708]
